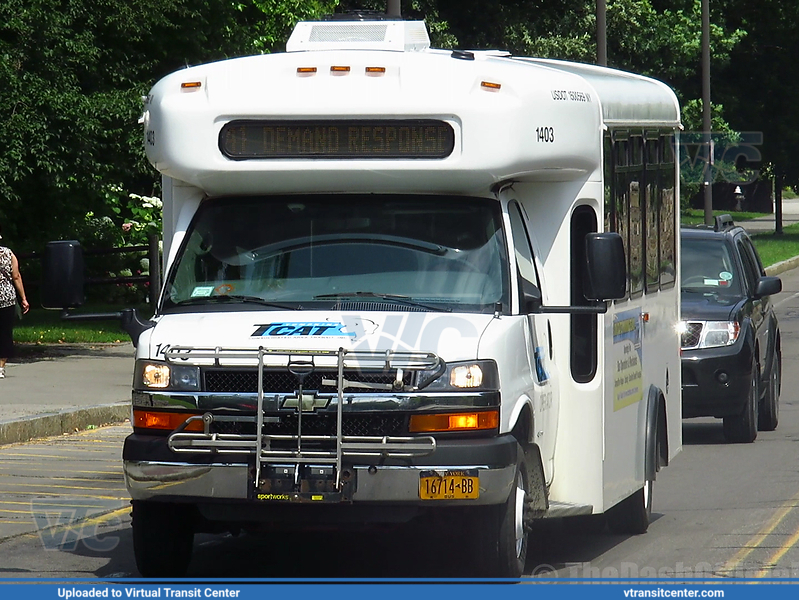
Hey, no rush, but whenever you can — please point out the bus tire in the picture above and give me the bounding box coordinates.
[723,365,759,443]
[607,477,652,535]
[132,500,194,578]
[474,447,529,577]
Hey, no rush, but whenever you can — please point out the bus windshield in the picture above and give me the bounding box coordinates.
[163,195,509,313]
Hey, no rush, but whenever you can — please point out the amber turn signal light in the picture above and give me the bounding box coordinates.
[409,410,499,433]
[133,409,204,432]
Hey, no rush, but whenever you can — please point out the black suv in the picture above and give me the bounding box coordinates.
[680,216,782,443]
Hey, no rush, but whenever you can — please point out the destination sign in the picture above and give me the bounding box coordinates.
[219,119,455,160]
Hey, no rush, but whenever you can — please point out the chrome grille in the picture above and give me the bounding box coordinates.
[681,322,703,349]
[204,369,414,393]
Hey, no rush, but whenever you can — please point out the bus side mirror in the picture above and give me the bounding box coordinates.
[41,240,85,309]
[584,232,626,301]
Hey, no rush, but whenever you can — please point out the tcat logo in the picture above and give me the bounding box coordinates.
[251,322,356,337]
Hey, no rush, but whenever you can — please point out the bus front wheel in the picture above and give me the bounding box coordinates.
[473,447,530,577]
[132,500,195,578]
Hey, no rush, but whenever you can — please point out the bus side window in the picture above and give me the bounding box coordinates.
[508,201,539,301]
[659,134,677,289]
[571,205,598,383]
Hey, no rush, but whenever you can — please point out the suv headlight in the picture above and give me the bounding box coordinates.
[134,360,201,391]
[679,320,740,349]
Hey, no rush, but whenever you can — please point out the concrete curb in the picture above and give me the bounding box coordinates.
[0,403,130,447]
[766,255,799,277]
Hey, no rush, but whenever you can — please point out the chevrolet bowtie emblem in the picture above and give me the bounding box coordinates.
[282,392,329,412]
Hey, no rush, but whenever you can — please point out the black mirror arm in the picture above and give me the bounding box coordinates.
[530,303,608,315]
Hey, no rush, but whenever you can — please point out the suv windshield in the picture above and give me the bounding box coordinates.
[163,195,508,313]
[681,237,743,296]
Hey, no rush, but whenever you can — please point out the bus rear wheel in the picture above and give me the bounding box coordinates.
[132,500,195,578]
[607,478,652,535]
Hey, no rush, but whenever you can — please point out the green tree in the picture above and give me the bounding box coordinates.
[0,0,268,252]
[712,1,799,188]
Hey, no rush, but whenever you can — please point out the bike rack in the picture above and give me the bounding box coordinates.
[165,346,441,492]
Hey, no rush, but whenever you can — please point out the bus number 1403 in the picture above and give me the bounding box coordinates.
[536,127,555,143]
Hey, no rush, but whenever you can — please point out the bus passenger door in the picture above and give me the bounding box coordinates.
[508,199,558,484]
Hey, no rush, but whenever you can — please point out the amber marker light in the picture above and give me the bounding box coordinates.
[409,410,499,433]
[297,67,317,74]
[133,409,204,432]
[365,67,386,75]
[481,81,502,91]
[180,81,202,89]
[330,66,351,73]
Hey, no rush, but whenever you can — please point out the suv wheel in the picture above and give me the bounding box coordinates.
[723,365,759,443]
[758,350,780,431]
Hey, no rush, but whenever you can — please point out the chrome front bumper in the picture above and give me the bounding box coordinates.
[123,459,515,505]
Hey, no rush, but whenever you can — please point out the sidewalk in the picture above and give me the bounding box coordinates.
[0,343,134,446]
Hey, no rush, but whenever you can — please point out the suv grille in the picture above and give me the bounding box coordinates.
[204,369,413,393]
[681,322,703,349]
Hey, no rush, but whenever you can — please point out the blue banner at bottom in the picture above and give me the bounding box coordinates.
[0,581,797,600]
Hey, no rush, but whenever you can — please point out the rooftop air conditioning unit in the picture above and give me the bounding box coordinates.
[286,20,430,53]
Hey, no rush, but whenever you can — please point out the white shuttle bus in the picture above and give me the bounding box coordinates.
[44,15,682,578]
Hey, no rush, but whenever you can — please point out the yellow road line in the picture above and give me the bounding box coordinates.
[14,445,123,452]
[0,481,126,491]
[0,453,108,459]
[1,505,119,515]
[0,474,124,482]
[756,521,799,578]
[0,468,120,475]
[0,491,127,500]
[722,488,799,575]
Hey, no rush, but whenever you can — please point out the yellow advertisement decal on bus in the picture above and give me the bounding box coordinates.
[613,309,643,411]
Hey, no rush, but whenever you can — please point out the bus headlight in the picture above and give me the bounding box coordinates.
[423,360,498,391]
[135,360,201,391]
[450,364,484,388]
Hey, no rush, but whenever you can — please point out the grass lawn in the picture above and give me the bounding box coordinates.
[680,208,768,225]
[14,304,151,345]
[751,223,799,267]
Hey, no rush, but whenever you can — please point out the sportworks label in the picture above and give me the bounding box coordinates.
[251,322,356,337]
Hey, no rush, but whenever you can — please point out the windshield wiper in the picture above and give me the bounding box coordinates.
[172,294,299,310]
[314,291,451,313]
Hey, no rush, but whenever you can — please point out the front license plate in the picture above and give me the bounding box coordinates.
[419,469,479,500]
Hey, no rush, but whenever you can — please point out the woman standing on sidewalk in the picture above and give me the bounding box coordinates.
[0,225,30,378]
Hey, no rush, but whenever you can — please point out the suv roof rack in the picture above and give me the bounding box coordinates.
[714,214,735,231]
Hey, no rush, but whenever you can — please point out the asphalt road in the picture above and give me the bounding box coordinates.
[3,268,799,579]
